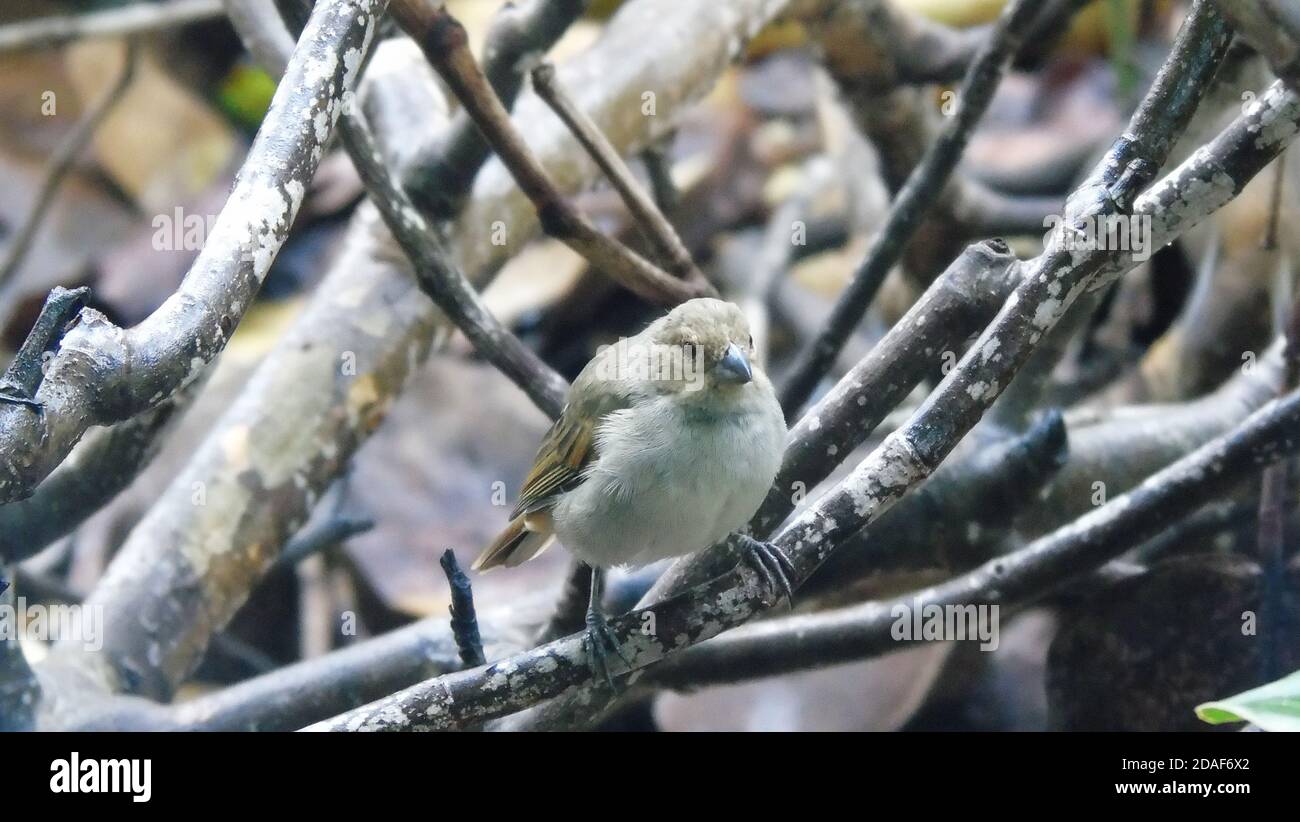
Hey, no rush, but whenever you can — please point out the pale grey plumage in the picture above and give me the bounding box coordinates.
[475,298,786,572]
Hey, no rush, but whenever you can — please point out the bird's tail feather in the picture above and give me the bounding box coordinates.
[473,513,556,571]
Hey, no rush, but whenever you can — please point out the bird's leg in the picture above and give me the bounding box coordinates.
[736,534,797,608]
[582,564,630,690]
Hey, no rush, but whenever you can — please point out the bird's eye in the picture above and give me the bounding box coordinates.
[748,334,753,348]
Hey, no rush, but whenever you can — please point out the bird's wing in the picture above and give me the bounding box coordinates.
[511,358,634,518]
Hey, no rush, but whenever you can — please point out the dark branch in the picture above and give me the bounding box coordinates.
[779,0,1044,415]
[0,378,197,563]
[531,62,706,285]
[440,550,486,668]
[338,109,570,418]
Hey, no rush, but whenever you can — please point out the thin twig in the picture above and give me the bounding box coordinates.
[0,0,222,54]
[337,109,570,418]
[388,1,712,307]
[640,140,678,214]
[531,62,706,285]
[1264,151,1287,251]
[405,0,589,217]
[0,44,136,292]
[440,550,486,668]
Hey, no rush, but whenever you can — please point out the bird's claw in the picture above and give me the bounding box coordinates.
[583,608,630,691]
[739,535,796,609]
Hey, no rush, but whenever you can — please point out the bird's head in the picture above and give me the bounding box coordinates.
[642,298,757,395]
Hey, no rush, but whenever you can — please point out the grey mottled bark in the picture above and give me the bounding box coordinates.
[0,0,379,505]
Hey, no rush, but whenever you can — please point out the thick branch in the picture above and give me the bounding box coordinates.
[651,387,1300,686]
[167,616,501,731]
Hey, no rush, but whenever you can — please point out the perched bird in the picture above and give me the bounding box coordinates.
[474,298,790,684]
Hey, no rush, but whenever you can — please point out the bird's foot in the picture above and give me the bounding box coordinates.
[583,607,630,691]
[738,534,796,609]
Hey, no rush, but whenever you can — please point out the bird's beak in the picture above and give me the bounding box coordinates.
[714,342,752,384]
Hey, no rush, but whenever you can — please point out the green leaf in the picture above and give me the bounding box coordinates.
[1195,669,1300,732]
[218,62,278,130]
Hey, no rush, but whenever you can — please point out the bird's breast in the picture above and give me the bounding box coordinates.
[550,391,786,568]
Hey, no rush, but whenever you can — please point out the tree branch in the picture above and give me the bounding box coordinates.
[531,62,706,285]
[650,386,1300,686]
[0,0,379,505]
[388,0,713,307]
[779,0,1044,415]
[306,0,1267,732]
[405,0,589,218]
[338,107,570,417]
[31,0,795,719]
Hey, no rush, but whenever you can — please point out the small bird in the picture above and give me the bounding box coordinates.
[474,298,791,684]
